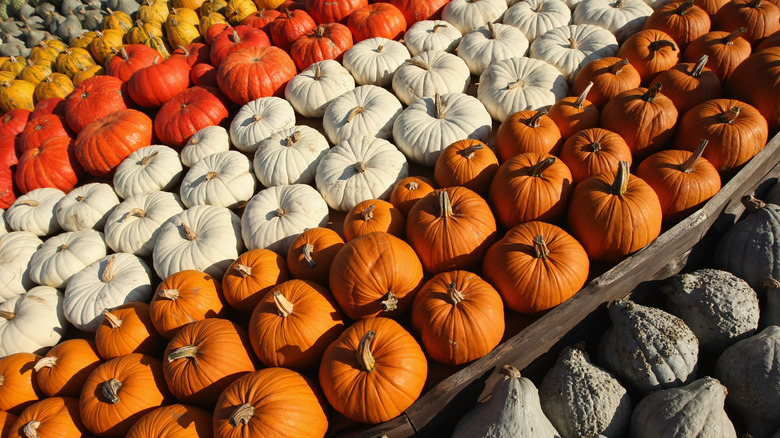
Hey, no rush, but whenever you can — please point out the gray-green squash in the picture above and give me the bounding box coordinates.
[767,181,780,205]
[598,300,699,394]
[763,278,780,328]
[539,345,631,438]
[715,326,780,438]
[452,365,561,438]
[630,377,737,438]
[56,9,82,43]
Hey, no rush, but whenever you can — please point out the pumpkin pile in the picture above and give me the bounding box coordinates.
[0,0,777,435]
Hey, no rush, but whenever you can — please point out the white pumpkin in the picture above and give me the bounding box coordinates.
[240,184,329,254]
[456,22,530,76]
[230,97,296,153]
[63,253,154,332]
[104,191,185,257]
[564,0,583,10]
[284,60,356,118]
[477,56,569,121]
[441,0,508,35]
[393,93,492,167]
[529,24,619,84]
[404,20,463,57]
[5,188,65,236]
[322,85,403,145]
[28,229,107,289]
[54,183,120,232]
[253,125,330,187]
[315,136,409,211]
[343,38,411,87]
[0,209,7,235]
[391,50,471,106]
[179,150,255,209]
[152,204,243,280]
[113,145,183,199]
[572,0,653,44]
[0,231,43,300]
[0,286,66,356]
[503,0,572,43]
[181,125,230,168]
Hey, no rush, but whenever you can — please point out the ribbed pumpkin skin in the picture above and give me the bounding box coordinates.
[107,45,162,82]
[616,29,681,83]
[495,110,563,161]
[29,98,66,122]
[149,270,227,339]
[269,9,317,51]
[343,199,405,241]
[127,56,191,108]
[286,228,345,285]
[0,80,35,113]
[216,45,297,105]
[651,59,723,115]
[0,108,29,136]
[18,113,71,152]
[289,23,354,71]
[222,249,291,312]
[154,86,230,148]
[306,0,367,24]
[711,0,780,44]
[385,0,448,25]
[210,25,271,67]
[0,411,15,436]
[95,302,166,360]
[65,75,130,134]
[558,127,633,184]
[571,57,642,110]
[643,1,711,49]
[33,74,74,102]
[0,353,43,414]
[16,136,83,194]
[125,404,213,438]
[7,397,87,438]
[727,47,780,134]
[347,3,407,42]
[35,339,102,398]
[213,367,328,438]
[389,176,435,216]
[434,139,498,197]
[682,30,752,81]
[74,109,153,178]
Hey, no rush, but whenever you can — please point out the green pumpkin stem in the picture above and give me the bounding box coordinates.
[438,190,453,218]
[611,161,631,196]
[691,55,708,78]
[741,195,765,212]
[533,235,550,259]
[448,282,465,305]
[22,420,41,438]
[611,58,630,75]
[642,83,663,103]
[361,203,376,221]
[303,243,316,268]
[681,139,708,173]
[102,309,122,329]
[722,27,746,45]
[229,403,255,427]
[530,156,556,177]
[676,0,695,15]
[574,82,593,108]
[380,291,397,312]
[273,291,294,317]
[527,108,548,128]
[357,330,376,372]
[167,345,198,362]
[102,378,122,404]
[458,143,484,159]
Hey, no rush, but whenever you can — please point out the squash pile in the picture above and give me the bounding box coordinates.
[0,0,777,435]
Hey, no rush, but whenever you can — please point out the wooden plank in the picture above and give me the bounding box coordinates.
[402,131,780,438]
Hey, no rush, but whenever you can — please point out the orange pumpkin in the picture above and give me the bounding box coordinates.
[571,57,642,110]
[682,29,751,81]
[0,353,43,414]
[0,411,16,436]
[726,46,780,134]
[34,339,102,398]
[567,161,663,263]
[7,397,86,438]
[495,109,562,161]
[222,249,290,312]
[388,175,435,216]
[711,0,780,43]
[695,0,729,14]
[318,317,427,424]
[0,56,25,77]
[407,187,497,274]
[149,270,228,339]
[79,354,172,437]
[643,0,711,49]
[248,279,345,370]
[74,109,153,178]
[163,318,255,406]
[410,270,504,365]
[343,199,405,241]
[329,231,424,320]
[213,367,328,438]
[558,127,633,184]
[488,153,573,228]
[616,29,681,83]
[125,404,212,438]
[652,55,723,115]
[95,302,166,360]
[483,221,589,314]
[547,82,600,140]
[636,139,721,222]
[286,228,345,285]
[433,139,498,197]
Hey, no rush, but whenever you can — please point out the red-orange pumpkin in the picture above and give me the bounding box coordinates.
[15,136,82,193]
[221,248,291,312]
[33,339,102,398]
[286,227,345,285]
[305,0,367,24]
[290,23,353,71]
[558,127,633,184]
[726,46,780,134]
[242,9,283,34]
[127,55,191,108]
[268,8,317,51]
[65,75,131,134]
[495,109,562,161]
[18,113,71,152]
[154,86,230,148]
[74,108,153,177]
[106,44,161,82]
[0,411,15,437]
[343,198,405,241]
[210,25,271,67]
[0,353,43,414]
[0,108,29,137]
[433,139,498,197]
[149,270,228,339]
[95,302,166,360]
[216,45,297,105]
[347,3,407,42]
[384,0,448,25]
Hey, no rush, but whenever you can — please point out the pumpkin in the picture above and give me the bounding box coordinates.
[113,145,183,199]
[222,248,291,312]
[616,29,681,84]
[548,83,600,140]
[127,55,190,109]
[172,43,211,67]
[315,136,409,212]
[403,20,462,56]
[389,176,436,216]
[571,57,641,109]
[305,0,366,24]
[0,411,14,436]
[74,109,153,178]
[63,253,154,332]
[200,11,230,42]
[165,17,203,50]
[217,45,297,105]
[33,339,101,398]
[289,23,353,71]
[15,136,82,194]
[154,86,230,149]
[0,231,43,300]
[213,367,328,437]
[0,352,43,414]
[229,96,296,153]
[71,65,106,87]
[104,191,185,257]
[559,127,633,184]
[572,0,654,43]
[0,170,12,213]
[18,113,71,153]
[249,279,344,370]
[342,37,411,87]
[673,98,768,175]
[52,48,96,80]
[28,229,106,289]
[225,0,259,25]
[286,227,344,285]
[150,270,227,340]
[433,140,497,197]
[319,317,426,424]
[384,0,448,25]
[163,318,255,406]
[347,3,407,43]
[65,75,130,135]
[253,126,329,187]
[503,0,572,44]
[457,22,529,77]
[5,188,65,237]
[343,199,405,241]
[54,183,119,232]
[243,9,283,34]
[712,0,780,43]
[191,63,218,87]
[0,108,29,137]
[125,20,165,45]
[8,396,87,438]
[102,8,133,33]
[142,32,173,59]
[478,56,569,122]
[29,99,66,123]
[180,150,255,209]
[268,9,316,52]
[496,109,563,160]
[411,270,504,365]
[210,25,270,67]
[644,0,711,49]
[726,47,780,134]
[87,30,125,66]
[321,85,403,145]
[125,404,212,438]
[152,205,244,280]
[682,29,751,81]
[181,125,230,168]
[79,353,172,437]
[284,60,356,118]
[29,40,67,66]
[391,50,471,106]
[441,0,507,35]
[0,286,66,357]
[652,55,723,115]
[696,0,730,14]
[18,60,52,87]
[95,302,165,360]
[529,24,619,85]
[0,57,25,78]
[0,80,35,113]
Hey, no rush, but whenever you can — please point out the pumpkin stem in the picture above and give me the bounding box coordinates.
[33,356,57,373]
[140,150,159,166]
[574,82,593,108]
[448,282,465,305]
[432,24,447,32]
[229,403,255,427]
[530,156,556,177]
[181,223,198,241]
[120,208,147,221]
[487,21,497,39]
[438,190,453,218]
[720,106,740,124]
[0,375,4,386]
[642,83,663,103]
[205,171,218,181]
[102,378,122,404]
[275,208,286,217]
[405,181,419,190]
[361,203,376,221]
[0,310,15,321]
[434,93,445,119]
[252,113,264,122]
[676,0,695,14]
[691,55,708,77]
[233,263,252,278]
[681,139,708,173]
[347,106,364,123]
[19,199,40,207]
[507,78,524,89]
[354,161,367,173]
[568,37,579,49]
[590,141,602,152]
[610,58,630,75]
[500,364,522,379]
[22,421,41,438]
[313,62,323,79]
[273,291,294,317]
[167,345,198,362]
[381,291,398,311]
[58,244,70,253]
[527,108,548,128]
[102,309,122,328]
[356,330,376,372]
[405,58,431,70]
[285,130,302,146]
[231,29,240,43]
[285,8,292,18]
[101,256,116,283]
[157,288,180,300]
[749,0,762,7]
[190,137,201,145]
[722,27,746,45]
[303,243,316,268]
[533,235,550,259]
[649,40,677,52]
[458,143,484,159]
[761,277,780,291]
[376,44,384,53]
[741,195,765,212]
[610,161,631,196]
[315,25,325,38]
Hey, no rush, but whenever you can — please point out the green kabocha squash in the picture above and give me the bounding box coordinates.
[539,345,631,438]
[452,365,561,438]
[763,278,780,329]
[767,181,780,205]
[630,377,737,438]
